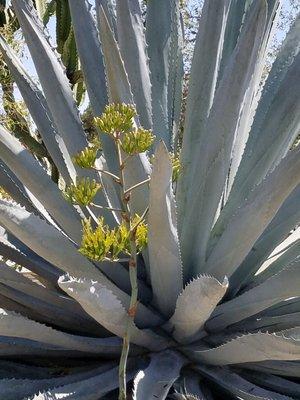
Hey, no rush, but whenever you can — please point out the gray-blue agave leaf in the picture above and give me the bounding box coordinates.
[148,142,183,318]
[212,14,300,244]
[68,0,119,177]
[146,0,181,148]
[193,365,292,400]
[204,145,300,281]
[133,350,186,400]
[168,275,228,344]
[229,184,300,294]
[187,330,300,365]
[226,0,280,195]
[97,4,151,216]
[167,4,184,149]
[0,308,127,356]
[0,228,60,285]
[116,0,153,130]
[242,360,300,378]
[59,276,167,349]
[0,200,160,327]
[96,0,117,39]
[0,126,82,243]
[0,35,75,183]
[11,0,114,223]
[178,0,231,212]
[241,370,300,397]
[0,161,37,215]
[249,231,300,287]
[11,0,88,160]
[178,0,267,280]
[205,259,300,332]
[0,363,117,400]
[28,362,144,400]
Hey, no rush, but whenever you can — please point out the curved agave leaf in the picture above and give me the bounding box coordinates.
[145,0,170,144]
[217,0,250,79]
[212,14,300,246]
[241,370,300,397]
[0,308,125,356]
[29,362,142,400]
[96,0,117,39]
[97,5,151,216]
[204,145,300,281]
[0,35,75,183]
[242,360,300,378]
[0,200,160,327]
[68,0,120,177]
[168,5,184,149]
[148,143,183,318]
[0,363,117,400]
[116,0,152,130]
[11,0,114,223]
[168,275,228,344]
[0,283,101,335]
[230,184,300,294]
[59,276,167,350]
[0,161,37,215]
[250,232,300,287]
[133,350,185,400]
[232,311,300,334]
[0,259,103,334]
[178,0,231,218]
[188,330,300,365]
[226,0,280,195]
[0,126,82,243]
[179,0,267,280]
[193,365,292,400]
[0,261,100,322]
[206,260,300,332]
[11,0,87,159]
[0,230,60,285]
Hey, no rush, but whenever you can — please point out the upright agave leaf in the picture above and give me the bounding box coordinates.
[0,0,299,398]
[146,0,183,148]
[179,0,268,279]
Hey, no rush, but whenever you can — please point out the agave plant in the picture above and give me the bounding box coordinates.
[0,0,299,398]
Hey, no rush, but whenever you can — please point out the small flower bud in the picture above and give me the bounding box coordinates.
[73,147,98,169]
[94,103,137,135]
[121,129,155,155]
[64,177,101,206]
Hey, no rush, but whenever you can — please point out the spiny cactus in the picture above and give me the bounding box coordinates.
[0,0,299,399]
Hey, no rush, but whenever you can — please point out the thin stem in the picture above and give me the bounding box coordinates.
[130,206,149,233]
[116,140,139,400]
[92,167,121,183]
[123,178,150,196]
[90,203,123,213]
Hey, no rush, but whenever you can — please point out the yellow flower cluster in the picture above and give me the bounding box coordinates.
[63,178,101,206]
[94,103,136,134]
[79,216,148,262]
[121,129,155,155]
[94,103,155,154]
[73,146,98,169]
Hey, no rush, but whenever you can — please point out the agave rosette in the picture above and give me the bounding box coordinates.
[0,0,299,399]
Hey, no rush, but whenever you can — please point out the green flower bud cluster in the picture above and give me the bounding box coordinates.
[94,103,136,134]
[63,178,101,206]
[121,128,155,155]
[79,215,148,262]
[73,146,98,169]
